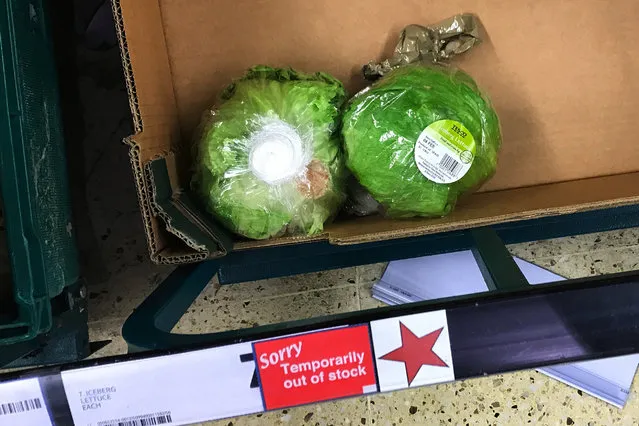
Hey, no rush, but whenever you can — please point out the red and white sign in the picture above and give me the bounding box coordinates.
[370,310,454,392]
[253,325,377,410]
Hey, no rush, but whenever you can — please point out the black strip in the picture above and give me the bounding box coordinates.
[252,343,268,411]
[471,228,529,291]
[239,353,254,362]
[366,323,381,393]
[3,271,639,388]
[448,280,639,378]
[38,373,74,426]
[239,352,259,388]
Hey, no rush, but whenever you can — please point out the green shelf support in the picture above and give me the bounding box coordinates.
[471,228,530,291]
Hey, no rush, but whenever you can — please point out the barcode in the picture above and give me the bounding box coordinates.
[439,154,462,176]
[98,412,173,426]
[0,398,43,415]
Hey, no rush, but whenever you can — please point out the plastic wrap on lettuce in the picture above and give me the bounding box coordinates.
[193,66,347,240]
[342,14,501,218]
[342,63,501,218]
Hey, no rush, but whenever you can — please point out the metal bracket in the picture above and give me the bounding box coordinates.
[471,228,529,291]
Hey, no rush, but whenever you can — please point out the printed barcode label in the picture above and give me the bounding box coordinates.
[0,398,43,416]
[97,411,173,426]
[61,343,265,426]
[415,120,474,184]
[439,154,461,176]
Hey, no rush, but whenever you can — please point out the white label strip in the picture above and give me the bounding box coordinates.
[370,310,455,392]
[0,378,52,426]
[0,311,458,425]
[61,342,264,426]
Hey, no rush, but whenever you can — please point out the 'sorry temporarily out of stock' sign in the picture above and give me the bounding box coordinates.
[253,325,378,410]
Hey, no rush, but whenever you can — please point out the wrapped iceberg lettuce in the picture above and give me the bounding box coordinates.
[343,14,501,218]
[342,64,501,218]
[194,66,347,240]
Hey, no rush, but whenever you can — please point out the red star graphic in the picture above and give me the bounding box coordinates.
[379,322,448,385]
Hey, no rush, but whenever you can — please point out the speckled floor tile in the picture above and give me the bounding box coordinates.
[215,268,357,302]
[368,370,639,425]
[87,259,172,323]
[356,264,389,310]
[199,397,369,426]
[508,228,639,260]
[357,263,388,285]
[359,282,388,310]
[86,320,127,359]
[530,246,639,279]
[173,286,360,334]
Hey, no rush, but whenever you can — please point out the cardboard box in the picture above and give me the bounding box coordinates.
[113,0,639,264]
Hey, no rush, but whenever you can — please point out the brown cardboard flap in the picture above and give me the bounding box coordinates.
[327,172,639,244]
[114,0,192,261]
[114,0,181,151]
[145,157,233,257]
[233,233,328,251]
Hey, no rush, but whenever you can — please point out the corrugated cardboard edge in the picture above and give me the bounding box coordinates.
[112,0,158,263]
[110,1,141,133]
[112,0,212,265]
[144,159,207,253]
[233,233,328,251]
[122,137,162,261]
[331,193,639,245]
[145,157,232,257]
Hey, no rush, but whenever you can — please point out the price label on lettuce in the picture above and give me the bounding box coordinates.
[415,119,476,184]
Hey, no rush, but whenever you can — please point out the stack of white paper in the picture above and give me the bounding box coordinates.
[372,250,639,408]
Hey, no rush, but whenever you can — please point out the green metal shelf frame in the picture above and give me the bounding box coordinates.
[121,204,639,354]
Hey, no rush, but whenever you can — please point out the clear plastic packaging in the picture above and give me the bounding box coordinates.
[342,16,501,218]
[193,66,347,240]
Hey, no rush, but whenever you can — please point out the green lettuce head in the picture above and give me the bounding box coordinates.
[342,64,501,218]
[194,66,347,240]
